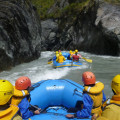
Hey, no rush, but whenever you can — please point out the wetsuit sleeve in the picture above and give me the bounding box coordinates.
[53,56,56,60]
[18,97,34,119]
[102,91,107,103]
[76,93,93,118]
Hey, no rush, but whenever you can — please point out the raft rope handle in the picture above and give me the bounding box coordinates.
[73,88,83,97]
[74,88,83,93]
[46,106,67,112]
[44,112,66,117]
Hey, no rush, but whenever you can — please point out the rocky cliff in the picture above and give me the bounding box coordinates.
[41,0,120,56]
[0,0,120,71]
[0,0,41,71]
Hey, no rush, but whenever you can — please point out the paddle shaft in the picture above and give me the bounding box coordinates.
[30,104,43,112]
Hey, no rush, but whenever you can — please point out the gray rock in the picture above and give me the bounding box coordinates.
[0,0,41,71]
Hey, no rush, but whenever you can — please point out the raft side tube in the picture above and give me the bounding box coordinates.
[30,79,83,109]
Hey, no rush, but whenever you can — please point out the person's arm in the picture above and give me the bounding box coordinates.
[18,97,34,119]
[56,57,58,62]
[102,91,107,103]
[76,93,93,118]
[53,56,56,60]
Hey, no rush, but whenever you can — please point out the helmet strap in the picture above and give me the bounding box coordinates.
[84,84,95,87]
[112,89,116,95]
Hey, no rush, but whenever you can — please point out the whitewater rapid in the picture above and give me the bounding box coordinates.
[0,51,120,98]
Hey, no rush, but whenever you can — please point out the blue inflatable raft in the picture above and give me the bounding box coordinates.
[52,52,82,68]
[23,79,91,120]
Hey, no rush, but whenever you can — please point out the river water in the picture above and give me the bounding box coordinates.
[0,51,120,98]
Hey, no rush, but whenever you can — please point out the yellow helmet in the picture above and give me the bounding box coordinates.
[0,80,14,105]
[59,52,62,55]
[69,50,72,53]
[75,49,78,53]
[111,74,120,94]
[55,51,58,54]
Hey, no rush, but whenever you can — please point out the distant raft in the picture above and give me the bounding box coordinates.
[53,52,82,68]
[23,79,91,120]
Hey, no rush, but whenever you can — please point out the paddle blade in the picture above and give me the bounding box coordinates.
[85,59,92,63]
[82,57,92,63]
[48,61,53,64]
[48,58,53,64]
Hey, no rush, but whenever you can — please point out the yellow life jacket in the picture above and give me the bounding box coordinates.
[84,82,104,115]
[0,104,19,120]
[98,95,120,120]
[11,86,29,105]
[56,55,65,63]
[103,94,120,108]
[98,104,120,120]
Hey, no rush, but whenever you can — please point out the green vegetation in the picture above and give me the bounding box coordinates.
[62,0,90,16]
[30,0,54,19]
[30,0,93,20]
[104,0,120,4]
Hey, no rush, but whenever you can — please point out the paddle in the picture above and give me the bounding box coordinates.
[81,57,92,63]
[48,58,53,64]
[30,104,46,113]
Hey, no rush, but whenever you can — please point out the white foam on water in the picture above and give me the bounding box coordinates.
[40,51,54,59]
[29,67,70,83]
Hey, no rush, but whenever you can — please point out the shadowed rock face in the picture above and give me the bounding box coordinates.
[94,1,120,56]
[41,0,120,56]
[0,0,41,71]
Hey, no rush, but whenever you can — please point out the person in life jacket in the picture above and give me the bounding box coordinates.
[53,51,59,60]
[67,50,74,60]
[15,76,41,119]
[92,74,120,120]
[55,51,59,58]
[66,71,106,119]
[0,79,22,120]
[56,52,65,63]
[72,49,82,61]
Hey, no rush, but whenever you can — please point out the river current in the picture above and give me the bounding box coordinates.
[0,51,120,98]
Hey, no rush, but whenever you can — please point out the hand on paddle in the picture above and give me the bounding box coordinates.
[66,114,75,118]
[34,108,41,114]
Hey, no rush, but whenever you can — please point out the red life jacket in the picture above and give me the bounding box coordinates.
[73,55,79,61]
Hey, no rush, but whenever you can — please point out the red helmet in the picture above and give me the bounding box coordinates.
[15,76,31,90]
[82,71,96,85]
